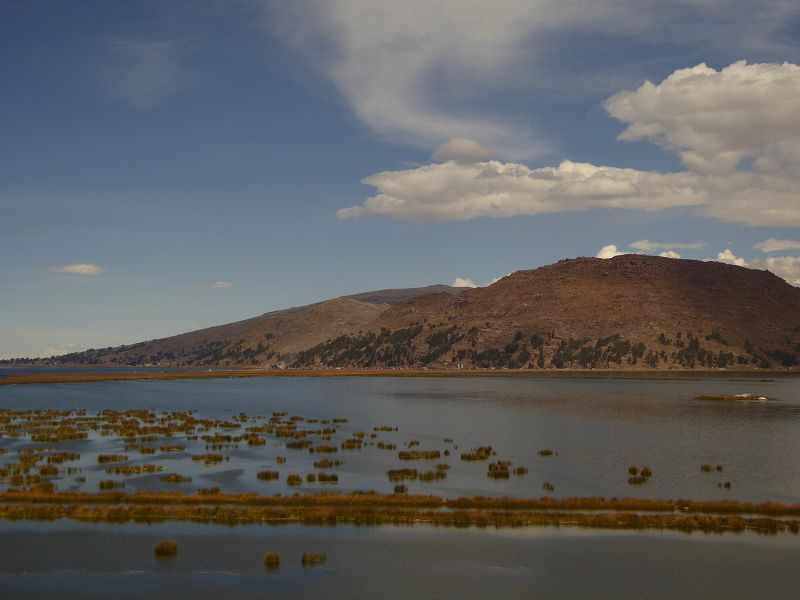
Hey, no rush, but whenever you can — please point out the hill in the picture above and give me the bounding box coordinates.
[294,255,800,371]
[12,285,460,367]
[8,256,800,370]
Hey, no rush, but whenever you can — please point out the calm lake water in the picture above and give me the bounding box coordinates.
[1,374,799,597]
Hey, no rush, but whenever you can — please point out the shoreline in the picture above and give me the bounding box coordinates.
[1,367,797,386]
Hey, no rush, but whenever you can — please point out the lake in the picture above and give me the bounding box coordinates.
[1,374,799,597]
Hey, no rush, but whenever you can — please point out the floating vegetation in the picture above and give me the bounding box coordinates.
[542,482,554,492]
[286,440,313,450]
[257,470,279,481]
[317,473,338,484]
[301,553,326,566]
[696,394,775,402]
[538,449,554,457]
[97,454,128,464]
[47,452,80,464]
[341,439,363,450]
[191,453,225,465]
[376,442,396,450]
[310,445,337,453]
[264,552,280,570]
[198,487,221,496]
[398,450,441,461]
[154,540,178,559]
[420,470,446,482]
[286,474,302,486]
[99,480,123,490]
[460,447,493,461]
[106,464,163,475]
[161,474,192,484]
[628,466,652,485]
[313,459,342,469]
[719,481,732,489]
[394,485,407,494]
[387,469,418,481]
[513,467,529,476]
[306,473,317,483]
[276,456,287,464]
[701,464,724,472]
[487,462,510,479]
[159,445,185,453]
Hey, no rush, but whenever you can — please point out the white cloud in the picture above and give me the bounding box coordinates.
[755,238,800,253]
[47,263,105,276]
[605,61,800,176]
[659,250,682,259]
[272,2,799,157]
[630,240,705,251]
[452,273,510,287]
[714,249,747,267]
[338,61,800,228]
[750,256,800,286]
[452,277,478,288]
[337,159,706,222]
[432,138,494,163]
[596,244,626,259]
[41,342,81,358]
[208,281,233,289]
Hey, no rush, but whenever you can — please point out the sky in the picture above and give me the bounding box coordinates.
[2,0,800,359]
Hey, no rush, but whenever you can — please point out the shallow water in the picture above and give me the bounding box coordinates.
[1,375,799,597]
[1,375,799,501]
[1,521,799,599]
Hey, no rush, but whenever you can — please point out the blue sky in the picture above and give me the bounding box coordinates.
[2,0,800,358]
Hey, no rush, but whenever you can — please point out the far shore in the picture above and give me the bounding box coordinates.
[1,367,797,385]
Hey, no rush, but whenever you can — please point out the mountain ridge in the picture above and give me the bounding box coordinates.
[7,256,800,370]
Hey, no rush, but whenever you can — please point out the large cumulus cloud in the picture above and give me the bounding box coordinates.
[339,61,800,227]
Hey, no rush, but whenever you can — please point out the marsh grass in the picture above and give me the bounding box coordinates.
[264,552,280,570]
[154,539,178,559]
[398,450,441,460]
[161,474,192,484]
[301,553,326,566]
[460,447,492,461]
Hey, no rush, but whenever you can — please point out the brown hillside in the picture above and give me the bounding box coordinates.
[10,256,799,370]
[25,286,460,367]
[295,255,800,370]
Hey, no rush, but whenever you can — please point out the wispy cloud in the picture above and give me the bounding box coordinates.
[273,1,799,158]
[100,38,190,109]
[47,263,105,276]
[755,238,800,253]
[630,240,706,252]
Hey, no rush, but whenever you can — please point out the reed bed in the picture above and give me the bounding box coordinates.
[0,493,797,534]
